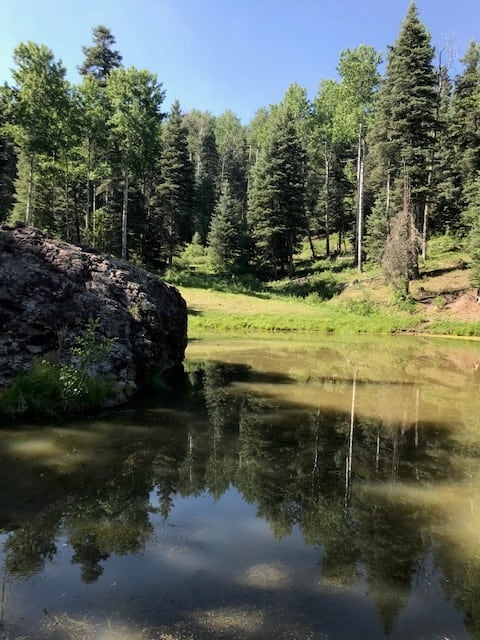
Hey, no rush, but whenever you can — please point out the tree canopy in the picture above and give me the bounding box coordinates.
[1,6,479,288]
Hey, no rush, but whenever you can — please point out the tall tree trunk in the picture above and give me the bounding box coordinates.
[168,207,174,267]
[324,147,330,257]
[386,164,391,218]
[122,167,129,260]
[73,184,81,244]
[85,140,92,244]
[287,231,294,278]
[92,183,97,246]
[422,163,433,261]
[421,56,445,262]
[196,127,203,180]
[26,153,34,224]
[307,228,316,260]
[64,151,71,242]
[356,127,366,273]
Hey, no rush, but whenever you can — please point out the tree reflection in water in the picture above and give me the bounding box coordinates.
[0,354,480,638]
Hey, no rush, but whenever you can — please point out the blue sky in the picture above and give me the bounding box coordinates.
[1,0,479,122]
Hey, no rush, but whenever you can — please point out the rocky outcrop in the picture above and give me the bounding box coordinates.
[0,222,187,405]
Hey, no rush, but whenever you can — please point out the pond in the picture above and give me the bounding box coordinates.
[1,335,480,639]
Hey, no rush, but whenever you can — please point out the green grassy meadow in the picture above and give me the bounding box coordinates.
[166,235,480,339]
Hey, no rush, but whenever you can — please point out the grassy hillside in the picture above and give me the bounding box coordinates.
[165,235,480,338]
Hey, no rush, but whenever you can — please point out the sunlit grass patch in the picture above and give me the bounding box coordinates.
[182,285,421,336]
[425,319,480,337]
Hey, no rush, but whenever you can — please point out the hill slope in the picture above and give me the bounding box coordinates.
[169,236,480,337]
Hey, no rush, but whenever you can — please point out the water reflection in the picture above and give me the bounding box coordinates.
[1,337,480,638]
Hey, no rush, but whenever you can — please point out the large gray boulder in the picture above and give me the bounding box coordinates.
[0,222,187,405]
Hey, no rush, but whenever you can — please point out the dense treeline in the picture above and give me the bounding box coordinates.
[1,4,480,287]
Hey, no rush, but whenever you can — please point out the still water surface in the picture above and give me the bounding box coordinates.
[1,335,480,639]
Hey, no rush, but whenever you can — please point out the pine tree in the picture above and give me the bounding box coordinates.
[248,108,306,278]
[79,25,123,82]
[468,177,480,290]
[429,63,456,234]
[154,100,194,267]
[367,2,437,261]
[365,197,389,262]
[77,27,123,246]
[449,41,480,230]
[208,181,247,273]
[184,111,219,244]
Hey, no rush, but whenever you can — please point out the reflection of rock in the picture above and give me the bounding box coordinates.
[0,222,187,405]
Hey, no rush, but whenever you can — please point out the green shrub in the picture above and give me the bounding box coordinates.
[433,295,446,310]
[343,297,380,316]
[269,273,341,300]
[393,292,417,314]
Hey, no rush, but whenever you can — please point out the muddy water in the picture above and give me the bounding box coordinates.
[1,335,480,639]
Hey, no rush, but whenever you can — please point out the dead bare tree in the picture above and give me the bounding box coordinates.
[382,173,421,295]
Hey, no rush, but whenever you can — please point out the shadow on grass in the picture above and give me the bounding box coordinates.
[168,269,345,302]
[295,254,356,276]
[166,270,272,299]
[422,262,468,278]
[271,276,344,300]
[415,287,469,303]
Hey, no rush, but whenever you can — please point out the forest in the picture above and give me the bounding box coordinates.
[1,3,480,293]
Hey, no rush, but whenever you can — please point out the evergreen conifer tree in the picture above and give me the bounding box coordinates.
[154,100,194,266]
[208,181,246,273]
[449,41,480,230]
[367,2,437,261]
[183,110,220,244]
[429,63,456,234]
[79,26,123,82]
[247,108,306,278]
[467,177,480,290]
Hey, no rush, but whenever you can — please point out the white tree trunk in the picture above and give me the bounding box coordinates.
[26,154,34,224]
[122,168,129,260]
